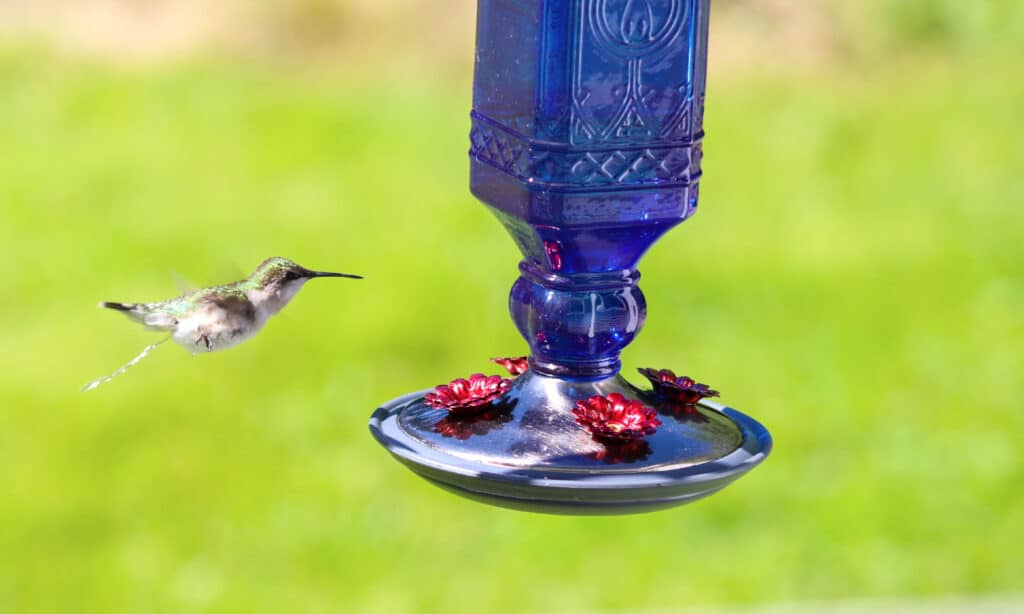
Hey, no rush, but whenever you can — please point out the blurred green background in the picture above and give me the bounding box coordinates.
[0,1,1021,613]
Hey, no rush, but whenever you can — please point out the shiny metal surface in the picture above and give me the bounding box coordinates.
[399,371,741,469]
[370,371,772,515]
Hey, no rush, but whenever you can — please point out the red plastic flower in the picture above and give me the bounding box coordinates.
[424,373,512,416]
[572,393,661,441]
[491,356,529,376]
[543,240,563,271]
[638,368,720,405]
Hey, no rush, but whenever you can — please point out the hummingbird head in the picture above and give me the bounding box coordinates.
[250,257,362,312]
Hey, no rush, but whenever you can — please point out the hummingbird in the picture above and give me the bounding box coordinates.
[82,257,362,391]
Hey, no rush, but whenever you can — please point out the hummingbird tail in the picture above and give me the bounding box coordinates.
[80,337,170,392]
[101,301,167,328]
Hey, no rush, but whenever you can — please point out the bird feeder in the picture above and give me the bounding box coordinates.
[370,0,771,514]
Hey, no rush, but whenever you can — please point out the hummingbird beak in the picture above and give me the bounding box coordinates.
[309,270,363,280]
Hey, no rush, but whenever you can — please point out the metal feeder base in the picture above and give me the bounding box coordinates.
[369,372,772,515]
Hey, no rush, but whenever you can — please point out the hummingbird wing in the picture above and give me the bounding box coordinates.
[170,270,199,295]
[171,262,245,294]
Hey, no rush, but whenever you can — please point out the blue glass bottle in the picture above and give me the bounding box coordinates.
[470,0,708,379]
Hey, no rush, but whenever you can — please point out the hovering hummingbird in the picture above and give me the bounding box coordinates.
[82,257,362,391]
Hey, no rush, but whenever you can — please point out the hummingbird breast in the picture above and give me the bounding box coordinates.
[172,293,263,353]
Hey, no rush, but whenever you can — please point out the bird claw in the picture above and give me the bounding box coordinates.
[196,333,213,352]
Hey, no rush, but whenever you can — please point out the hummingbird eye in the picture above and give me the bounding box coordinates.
[284,271,300,281]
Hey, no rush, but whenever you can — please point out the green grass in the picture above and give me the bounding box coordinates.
[0,51,1021,613]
